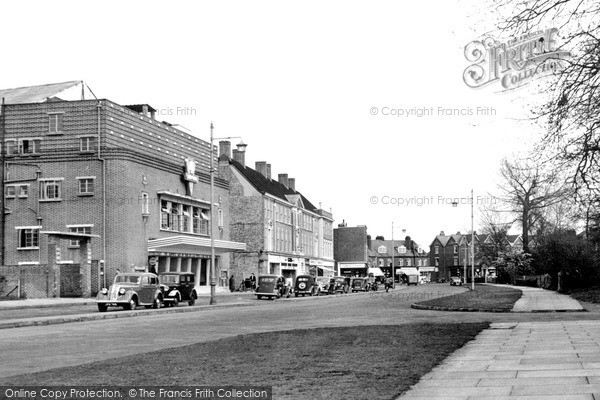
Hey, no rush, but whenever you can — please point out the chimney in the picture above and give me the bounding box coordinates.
[288,178,295,191]
[219,141,231,158]
[266,164,272,180]
[255,161,268,178]
[232,149,245,167]
[278,173,289,188]
[440,231,445,236]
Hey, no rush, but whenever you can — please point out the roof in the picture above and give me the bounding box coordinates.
[229,158,318,212]
[369,239,424,257]
[0,81,82,104]
[431,235,451,247]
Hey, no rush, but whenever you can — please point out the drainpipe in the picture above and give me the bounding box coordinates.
[97,101,107,289]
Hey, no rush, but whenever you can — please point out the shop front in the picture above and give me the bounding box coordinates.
[338,262,368,277]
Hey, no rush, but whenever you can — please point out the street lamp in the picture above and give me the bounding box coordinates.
[451,189,475,290]
[209,122,244,305]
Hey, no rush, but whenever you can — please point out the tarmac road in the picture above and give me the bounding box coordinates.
[0,284,599,382]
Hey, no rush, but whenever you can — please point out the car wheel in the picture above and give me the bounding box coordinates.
[152,296,162,309]
[172,297,179,307]
[188,292,196,306]
[125,298,137,311]
[257,295,262,300]
[97,303,107,312]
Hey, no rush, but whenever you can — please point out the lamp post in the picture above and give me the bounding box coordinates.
[452,189,475,290]
[209,122,245,305]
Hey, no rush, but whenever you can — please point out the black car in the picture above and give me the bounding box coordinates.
[294,275,321,297]
[158,272,198,306]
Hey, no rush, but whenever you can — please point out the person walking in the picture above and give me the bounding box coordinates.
[229,274,235,292]
[250,273,257,291]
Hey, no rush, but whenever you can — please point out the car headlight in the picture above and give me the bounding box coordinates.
[101,288,108,295]
[118,288,126,295]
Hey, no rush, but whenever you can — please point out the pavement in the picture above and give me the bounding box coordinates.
[398,285,595,399]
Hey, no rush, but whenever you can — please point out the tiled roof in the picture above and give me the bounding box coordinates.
[0,81,81,104]
[369,239,423,257]
[229,158,318,212]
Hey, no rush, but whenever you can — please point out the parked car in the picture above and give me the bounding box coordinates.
[97,272,163,312]
[450,276,463,286]
[158,272,198,306]
[294,275,321,297]
[255,275,289,300]
[317,277,333,295]
[351,277,370,292]
[331,276,350,294]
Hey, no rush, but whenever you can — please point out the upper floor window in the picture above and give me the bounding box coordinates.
[48,113,64,134]
[434,246,440,254]
[5,185,28,199]
[398,246,407,254]
[17,227,40,249]
[435,257,439,266]
[39,179,63,201]
[80,136,96,152]
[5,139,42,156]
[78,177,95,195]
[453,257,459,265]
[453,245,458,254]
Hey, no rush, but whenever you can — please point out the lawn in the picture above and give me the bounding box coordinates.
[413,284,522,311]
[1,323,489,400]
[566,286,600,304]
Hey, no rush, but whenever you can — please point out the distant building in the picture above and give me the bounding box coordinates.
[333,222,369,276]
[368,236,430,281]
[218,141,334,283]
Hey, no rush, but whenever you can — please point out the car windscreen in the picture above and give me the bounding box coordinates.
[160,275,179,284]
[115,275,141,284]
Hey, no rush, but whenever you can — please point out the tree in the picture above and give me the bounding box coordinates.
[495,0,600,204]
[496,157,568,252]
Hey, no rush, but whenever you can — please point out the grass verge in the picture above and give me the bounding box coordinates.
[566,286,600,304]
[414,284,522,311]
[1,323,489,400]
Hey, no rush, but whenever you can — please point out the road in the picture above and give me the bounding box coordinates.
[0,284,599,382]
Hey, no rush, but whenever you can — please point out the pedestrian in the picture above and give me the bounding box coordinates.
[229,274,235,292]
[250,273,256,291]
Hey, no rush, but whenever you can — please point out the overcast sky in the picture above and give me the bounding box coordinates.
[1,0,548,247]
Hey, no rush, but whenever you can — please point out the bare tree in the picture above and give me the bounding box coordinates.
[494,0,600,203]
[497,157,569,252]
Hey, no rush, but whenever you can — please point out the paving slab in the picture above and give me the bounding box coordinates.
[510,286,585,312]
[397,320,600,399]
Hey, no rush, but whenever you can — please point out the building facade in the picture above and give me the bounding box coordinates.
[368,236,430,281]
[0,81,245,298]
[333,223,369,276]
[218,142,334,284]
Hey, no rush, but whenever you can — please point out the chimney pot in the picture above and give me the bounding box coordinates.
[266,164,272,180]
[440,231,445,236]
[278,173,289,188]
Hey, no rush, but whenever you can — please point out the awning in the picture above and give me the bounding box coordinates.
[367,267,385,276]
[148,235,246,256]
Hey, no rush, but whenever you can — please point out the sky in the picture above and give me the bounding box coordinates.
[0,0,549,248]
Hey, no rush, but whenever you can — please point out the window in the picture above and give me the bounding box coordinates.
[4,140,16,155]
[398,259,404,267]
[19,139,41,154]
[435,257,439,266]
[5,185,16,198]
[434,246,439,254]
[19,185,28,198]
[78,177,94,195]
[161,200,171,229]
[454,257,459,265]
[406,259,411,266]
[39,179,62,201]
[453,245,458,254]
[182,205,190,232]
[68,226,92,247]
[170,203,181,231]
[398,246,407,254]
[218,209,224,228]
[141,192,149,215]
[49,113,64,133]
[17,227,40,249]
[162,199,208,235]
[80,136,96,152]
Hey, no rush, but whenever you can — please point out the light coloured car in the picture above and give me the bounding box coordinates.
[97,272,163,312]
[450,276,463,286]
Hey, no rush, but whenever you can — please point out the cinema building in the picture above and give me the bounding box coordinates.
[0,81,245,298]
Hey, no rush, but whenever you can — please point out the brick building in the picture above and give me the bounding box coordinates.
[217,142,334,283]
[333,223,369,276]
[368,236,430,280]
[0,81,245,298]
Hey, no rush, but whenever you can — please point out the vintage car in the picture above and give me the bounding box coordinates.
[330,276,350,294]
[316,277,333,294]
[351,277,371,292]
[158,272,198,306]
[97,272,163,312]
[450,276,463,286]
[294,274,321,297]
[255,275,289,300]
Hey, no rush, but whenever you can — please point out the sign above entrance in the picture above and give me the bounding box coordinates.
[183,158,199,196]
